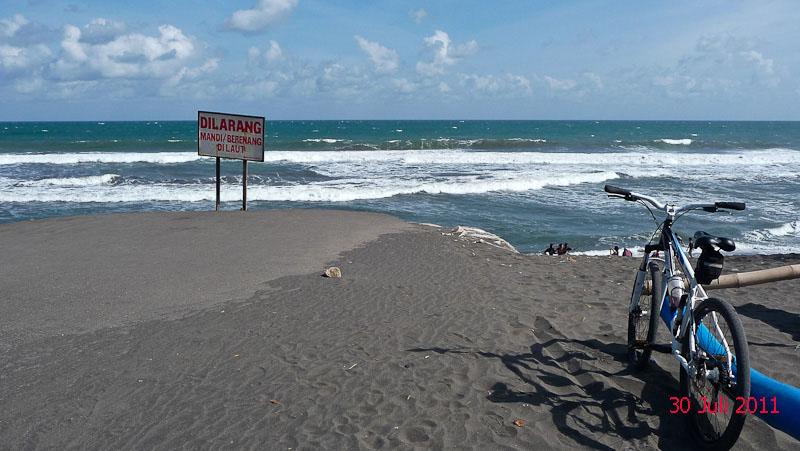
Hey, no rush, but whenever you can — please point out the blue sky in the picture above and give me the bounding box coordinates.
[1,0,799,120]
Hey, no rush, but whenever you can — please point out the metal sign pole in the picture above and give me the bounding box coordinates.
[242,160,248,211]
[215,157,221,211]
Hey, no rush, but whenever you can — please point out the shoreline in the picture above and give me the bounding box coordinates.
[1,210,797,448]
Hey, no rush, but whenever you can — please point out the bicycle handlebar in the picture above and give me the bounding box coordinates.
[604,185,631,197]
[604,185,665,210]
[716,201,746,211]
[604,184,746,214]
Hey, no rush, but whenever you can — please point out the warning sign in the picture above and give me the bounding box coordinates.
[197,111,265,162]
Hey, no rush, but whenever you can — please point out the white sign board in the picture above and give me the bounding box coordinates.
[197,111,265,161]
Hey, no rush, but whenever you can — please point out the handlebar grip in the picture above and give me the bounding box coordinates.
[604,185,631,197]
[715,202,746,211]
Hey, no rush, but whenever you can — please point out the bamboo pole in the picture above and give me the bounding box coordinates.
[642,264,800,295]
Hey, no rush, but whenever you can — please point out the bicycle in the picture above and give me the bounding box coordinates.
[604,185,750,450]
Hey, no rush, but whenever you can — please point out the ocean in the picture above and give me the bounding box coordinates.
[1,120,798,255]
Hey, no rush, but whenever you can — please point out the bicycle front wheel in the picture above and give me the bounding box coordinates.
[627,261,661,370]
[680,297,750,450]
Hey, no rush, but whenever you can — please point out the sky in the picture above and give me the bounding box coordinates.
[1,0,800,120]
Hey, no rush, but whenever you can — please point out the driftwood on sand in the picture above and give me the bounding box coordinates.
[643,264,800,295]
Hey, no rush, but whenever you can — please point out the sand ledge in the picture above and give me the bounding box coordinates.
[0,210,797,449]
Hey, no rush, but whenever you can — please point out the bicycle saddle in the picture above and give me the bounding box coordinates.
[693,231,736,252]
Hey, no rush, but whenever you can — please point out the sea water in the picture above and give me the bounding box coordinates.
[0,120,798,254]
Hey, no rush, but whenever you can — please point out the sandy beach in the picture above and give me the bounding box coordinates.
[0,210,798,449]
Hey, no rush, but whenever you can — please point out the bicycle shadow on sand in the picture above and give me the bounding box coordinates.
[408,335,693,450]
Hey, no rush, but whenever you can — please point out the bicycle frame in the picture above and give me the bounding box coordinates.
[629,211,735,380]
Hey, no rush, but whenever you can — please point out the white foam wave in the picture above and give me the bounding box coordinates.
[3,148,796,172]
[261,148,799,167]
[15,174,120,187]
[570,249,620,256]
[744,220,799,241]
[0,172,618,203]
[573,242,800,256]
[657,138,693,145]
[724,241,800,255]
[767,220,800,237]
[507,138,547,143]
[0,152,201,165]
[302,138,344,143]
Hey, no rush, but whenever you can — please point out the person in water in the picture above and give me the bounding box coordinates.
[622,247,633,257]
[558,243,572,255]
[610,245,620,255]
[544,243,556,255]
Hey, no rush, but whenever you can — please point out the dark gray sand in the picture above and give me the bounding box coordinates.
[0,211,798,449]
[0,210,412,348]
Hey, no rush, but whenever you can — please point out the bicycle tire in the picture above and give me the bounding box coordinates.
[627,261,661,370]
[679,297,750,450]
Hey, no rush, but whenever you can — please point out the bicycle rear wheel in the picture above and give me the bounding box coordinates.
[627,261,661,369]
[680,297,750,450]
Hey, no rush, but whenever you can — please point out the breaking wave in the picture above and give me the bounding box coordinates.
[0,152,201,165]
[657,138,693,145]
[13,174,120,187]
[744,220,800,242]
[0,171,618,203]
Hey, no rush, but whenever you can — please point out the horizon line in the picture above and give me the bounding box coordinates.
[2,118,800,123]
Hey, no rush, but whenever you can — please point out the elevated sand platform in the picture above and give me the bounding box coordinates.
[0,210,412,348]
[0,210,797,449]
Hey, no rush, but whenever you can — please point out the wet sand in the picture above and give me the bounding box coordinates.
[0,210,797,449]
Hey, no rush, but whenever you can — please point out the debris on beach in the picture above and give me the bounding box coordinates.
[323,266,342,278]
[513,419,526,427]
[442,226,518,253]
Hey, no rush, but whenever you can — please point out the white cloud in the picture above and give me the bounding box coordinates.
[460,73,532,95]
[14,76,43,93]
[543,75,576,91]
[416,30,477,76]
[438,81,450,93]
[249,40,283,63]
[0,43,51,72]
[649,33,781,98]
[80,18,126,44]
[583,72,603,89]
[225,0,298,33]
[354,35,399,74]
[508,74,532,93]
[0,44,27,69]
[53,23,196,80]
[410,9,427,24]
[740,50,773,75]
[265,40,283,61]
[318,62,372,98]
[241,79,279,98]
[163,58,219,89]
[1,14,28,38]
[392,77,416,93]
